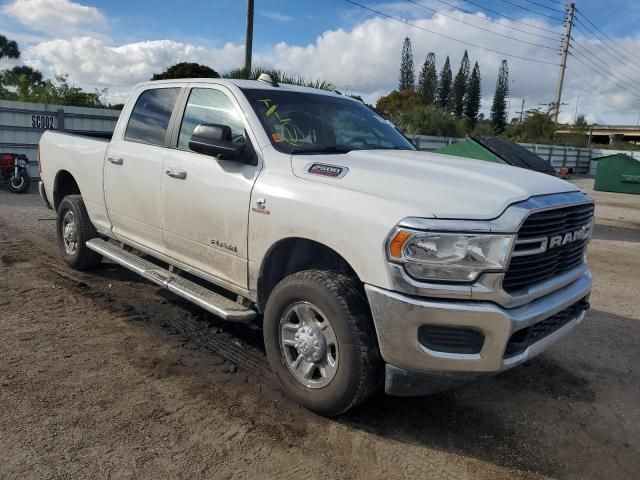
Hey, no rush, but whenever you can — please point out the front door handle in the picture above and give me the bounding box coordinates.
[107,157,124,165]
[165,168,187,180]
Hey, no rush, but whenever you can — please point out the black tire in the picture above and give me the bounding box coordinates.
[8,170,31,193]
[56,195,102,270]
[263,270,382,416]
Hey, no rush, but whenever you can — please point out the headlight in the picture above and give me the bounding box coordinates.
[388,229,515,282]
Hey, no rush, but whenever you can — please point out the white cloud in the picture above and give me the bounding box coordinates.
[259,11,293,22]
[2,0,105,36]
[26,37,244,86]
[13,2,640,123]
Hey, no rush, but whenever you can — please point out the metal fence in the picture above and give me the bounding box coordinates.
[405,134,461,151]
[408,134,640,177]
[0,99,120,179]
[519,143,591,174]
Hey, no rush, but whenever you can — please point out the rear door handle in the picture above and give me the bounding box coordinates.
[107,157,123,165]
[165,168,187,180]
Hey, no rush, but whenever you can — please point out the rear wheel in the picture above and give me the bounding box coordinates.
[56,195,102,270]
[8,170,30,193]
[263,270,382,416]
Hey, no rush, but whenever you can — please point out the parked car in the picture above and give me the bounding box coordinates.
[38,75,594,415]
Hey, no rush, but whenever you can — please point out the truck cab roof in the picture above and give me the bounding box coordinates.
[134,78,346,98]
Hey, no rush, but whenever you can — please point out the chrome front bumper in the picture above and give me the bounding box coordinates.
[365,270,591,379]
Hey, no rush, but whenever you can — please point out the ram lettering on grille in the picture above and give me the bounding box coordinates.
[503,203,594,294]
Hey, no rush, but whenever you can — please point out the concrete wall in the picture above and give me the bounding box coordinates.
[0,99,120,178]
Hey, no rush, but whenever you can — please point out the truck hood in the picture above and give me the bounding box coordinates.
[291,149,578,219]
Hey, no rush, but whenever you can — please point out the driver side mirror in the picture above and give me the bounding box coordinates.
[189,123,245,160]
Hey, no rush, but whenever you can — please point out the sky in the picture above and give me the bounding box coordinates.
[1,0,640,124]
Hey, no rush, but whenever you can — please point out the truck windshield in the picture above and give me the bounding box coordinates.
[241,88,414,154]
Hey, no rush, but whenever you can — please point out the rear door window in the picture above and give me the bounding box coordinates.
[125,87,180,145]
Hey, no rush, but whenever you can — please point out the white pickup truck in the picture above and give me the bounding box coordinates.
[38,75,593,415]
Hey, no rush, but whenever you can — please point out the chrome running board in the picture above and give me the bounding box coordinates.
[86,239,256,322]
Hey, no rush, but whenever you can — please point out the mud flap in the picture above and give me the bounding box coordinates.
[384,364,484,397]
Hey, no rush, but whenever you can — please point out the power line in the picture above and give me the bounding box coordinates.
[497,0,566,22]
[569,54,640,99]
[458,0,562,35]
[575,7,640,63]
[573,16,640,72]
[432,0,560,42]
[520,0,567,15]
[570,42,640,94]
[569,51,640,98]
[537,0,568,6]
[404,0,559,50]
[571,24,640,76]
[343,0,562,65]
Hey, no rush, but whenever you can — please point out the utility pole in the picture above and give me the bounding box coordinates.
[574,89,585,123]
[517,98,526,124]
[553,2,575,124]
[507,79,516,124]
[244,0,254,76]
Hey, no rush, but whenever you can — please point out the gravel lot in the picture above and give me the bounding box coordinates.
[0,179,638,480]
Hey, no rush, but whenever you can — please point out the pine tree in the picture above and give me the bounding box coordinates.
[417,52,437,104]
[491,60,509,134]
[437,56,452,110]
[451,50,470,118]
[465,62,481,128]
[398,37,415,91]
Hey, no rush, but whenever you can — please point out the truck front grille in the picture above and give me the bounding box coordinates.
[503,203,594,294]
[503,297,589,358]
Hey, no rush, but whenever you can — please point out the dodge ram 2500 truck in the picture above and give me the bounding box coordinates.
[38,75,593,415]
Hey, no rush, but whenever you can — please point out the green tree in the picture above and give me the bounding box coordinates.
[491,59,509,134]
[437,56,452,110]
[398,37,415,91]
[417,52,437,104]
[0,66,44,100]
[398,104,466,137]
[451,50,470,118]
[464,62,481,128]
[17,74,106,107]
[561,114,589,147]
[0,34,20,61]
[152,62,220,80]
[505,108,555,143]
[375,89,423,124]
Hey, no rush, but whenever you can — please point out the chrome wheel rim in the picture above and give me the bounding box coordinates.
[10,175,24,189]
[62,211,78,255]
[279,301,339,389]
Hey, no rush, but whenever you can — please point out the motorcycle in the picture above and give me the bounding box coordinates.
[0,153,31,194]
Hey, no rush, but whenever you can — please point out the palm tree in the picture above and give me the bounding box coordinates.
[223,66,334,91]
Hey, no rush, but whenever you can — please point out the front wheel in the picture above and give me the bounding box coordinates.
[263,270,382,416]
[56,195,102,270]
[8,169,31,193]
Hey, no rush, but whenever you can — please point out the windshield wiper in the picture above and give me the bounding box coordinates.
[291,145,353,155]
[373,146,414,151]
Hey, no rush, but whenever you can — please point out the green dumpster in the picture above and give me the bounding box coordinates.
[437,138,504,164]
[593,153,640,195]
[437,136,556,174]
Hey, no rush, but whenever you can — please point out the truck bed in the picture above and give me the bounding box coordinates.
[39,130,112,233]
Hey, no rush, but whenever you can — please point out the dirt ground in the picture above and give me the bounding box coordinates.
[0,179,638,480]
